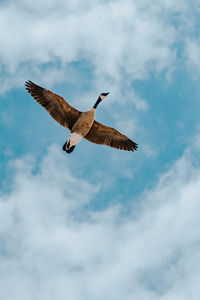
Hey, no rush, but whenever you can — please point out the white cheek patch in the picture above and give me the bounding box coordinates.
[69,133,83,146]
[100,95,105,100]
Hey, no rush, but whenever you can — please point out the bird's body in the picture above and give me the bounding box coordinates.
[71,108,95,136]
[25,81,138,154]
[64,108,96,152]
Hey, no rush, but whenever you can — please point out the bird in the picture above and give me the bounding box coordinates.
[25,81,138,154]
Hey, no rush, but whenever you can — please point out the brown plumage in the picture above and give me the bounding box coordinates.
[25,80,138,153]
[25,80,81,130]
[85,121,137,151]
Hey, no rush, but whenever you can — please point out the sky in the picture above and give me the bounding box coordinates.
[0,0,200,299]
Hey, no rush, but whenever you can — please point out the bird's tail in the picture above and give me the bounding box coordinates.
[62,141,76,154]
[66,146,76,153]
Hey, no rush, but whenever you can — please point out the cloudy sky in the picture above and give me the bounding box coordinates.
[1,0,200,299]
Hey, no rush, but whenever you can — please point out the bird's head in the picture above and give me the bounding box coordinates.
[99,92,109,100]
[93,92,109,109]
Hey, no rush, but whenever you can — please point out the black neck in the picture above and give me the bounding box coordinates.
[93,97,102,109]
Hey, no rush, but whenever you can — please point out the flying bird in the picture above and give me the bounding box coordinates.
[25,81,138,154]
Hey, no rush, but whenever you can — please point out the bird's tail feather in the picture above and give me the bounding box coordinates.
[65,145,76,153]
[62,141,76,154]
[62,142,67,151]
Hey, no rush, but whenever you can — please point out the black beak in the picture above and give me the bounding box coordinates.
[101,92,109,96]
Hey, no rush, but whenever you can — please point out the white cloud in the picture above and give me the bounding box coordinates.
[1,138,200,299]
[185,39,200,77]
[0,0,178,98]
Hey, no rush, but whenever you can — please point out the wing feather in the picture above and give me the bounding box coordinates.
[25,80,81,130]
[85,121,138,151]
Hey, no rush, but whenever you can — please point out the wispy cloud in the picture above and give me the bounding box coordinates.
[0,0,180,97]
[185,38,200,77]
[1,2,200,297]
[1,137,200,299]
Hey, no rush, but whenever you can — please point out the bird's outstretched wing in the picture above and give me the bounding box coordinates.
[25,80,81,130]
[85,121,138,151]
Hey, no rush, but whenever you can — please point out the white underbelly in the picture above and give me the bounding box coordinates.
[69,132,83,146]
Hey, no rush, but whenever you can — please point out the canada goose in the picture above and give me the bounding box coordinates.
[25,81,138,154]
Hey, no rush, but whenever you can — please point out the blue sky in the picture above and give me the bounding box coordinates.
[1,1,200,299]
